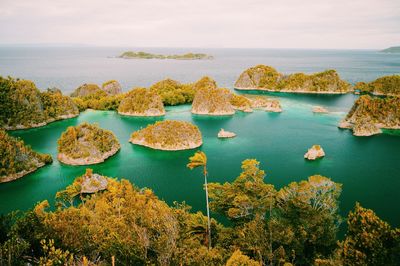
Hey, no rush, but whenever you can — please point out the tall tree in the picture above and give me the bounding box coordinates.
[187,151,212,249]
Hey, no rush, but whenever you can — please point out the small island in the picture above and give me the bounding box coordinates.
[0,130,52,183]
[339,95,400,136]
[118,87,165,117]
[354,75,400,97]
[230,95,282,113]
[129,120,202,150]
[118,51,213,60]
[191,77,235,115]
[234,65,351,94]
[218,129,236,138]
[313,106,329,113]
[380,46,400,53]
[304,145,325,160]
[57,123,120,165]
[150,78,195,105]
[1,77,79,130]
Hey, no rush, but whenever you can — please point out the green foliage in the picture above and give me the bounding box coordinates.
[354,75,400,96]
[119,51,213,60]
[71,83,123,111]
[150,79,195,105]
[57,122,120,159]
[342,203,400,266]
[118,87,164,114]
[0,130,52,180]
[40,88,79,120]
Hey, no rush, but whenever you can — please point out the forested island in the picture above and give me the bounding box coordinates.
[354,75,400,97]
[339,95,400,136]
[1,157,399,265]
[380,46,400,53]
[0,77,79,130]
[57,123,120,165]
[0,130,52,183]
[150,78,195,105]
[130,120,202,150]
[234,65,351,94]
[118,87,165,116]
[118,51,213,60]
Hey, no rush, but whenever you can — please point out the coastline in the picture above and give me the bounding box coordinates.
[129,138,202,151]
[191,110,235,116]
[118,110,166,117]
[57,145,120,165]
[4,113,79,131]
[234,87,350,94]
[0,162,46,183]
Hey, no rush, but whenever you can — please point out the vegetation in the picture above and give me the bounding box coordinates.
[101,80,122,95]
[57,122,120,164]
[234,65,351,93]
[192,77,235,115]
[1,157,398,265]
[354,75,400,96]
[119,51,213,60]
[341,95,400,135]
[0,76,78,129]
[118,87,165,116]
[150,78,195,105]
[230,94,252,112]
[130,120,202,150]
[381,46,400,53]
[0,130,52,182]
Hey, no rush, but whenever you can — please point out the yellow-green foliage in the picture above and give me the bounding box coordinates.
[0,130,52,179]
[118,87,164,114]
[70,84,102,97]
[226,250,261,266]
[0,76,78,129]
[102,80,117,87]
[230,94,251,110]
[57,123,119,159]
[344,95,400,126]
[150,78,195,105]
[71,83,123,111]
[193,76,218,91]
[119,51,212,60]
[278,70,350,92]
[354,75,400,96]
[235,65,281,89]
[131,120,202,147]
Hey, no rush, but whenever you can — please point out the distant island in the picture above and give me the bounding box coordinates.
[381,46,400,53]
[118,51,213,60]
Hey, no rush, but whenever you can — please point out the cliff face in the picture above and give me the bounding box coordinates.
[70,84,104,98]
[0,77,79,130]
[130,120,202,150]
[57,123,120,165]
[354,75,400,97]
[234,65,351,94]
[102,80,122,95]
[118,88,165,116]
[191,77,235,115]
[339,95,400,136]
[0,130,52,183]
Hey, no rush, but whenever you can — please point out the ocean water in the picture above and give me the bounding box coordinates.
[0,47,399,233]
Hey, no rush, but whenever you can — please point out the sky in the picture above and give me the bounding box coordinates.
[0,0,399,49]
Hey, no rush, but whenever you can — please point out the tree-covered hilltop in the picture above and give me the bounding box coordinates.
[57,123,120,165]
[234,65,351,93]
[118,51,213,60]
[354,75,400,96]
[1,158,399,265]
[130,120,202,150]
[118,87,165,116]
[0,76,79,130]
[381,46,400,53]
[71,82,124,111]
[191,76,235,115]
[339,95,400,136]
[150,78,195,105]
[0,130,52,183]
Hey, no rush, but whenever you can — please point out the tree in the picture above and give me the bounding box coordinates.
[187,151,212,249]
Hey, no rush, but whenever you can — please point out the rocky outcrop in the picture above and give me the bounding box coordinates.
[57,123,120,165]
[313,106,328,113]
[71,83,103,97]
[249,97,282,112]
[118,88,165,117]
[80,170,108,194]
[234,65,351,94]
[339,95,400,136]
[102,80,122,95]
[130,120,202,150]
[191,77,235,115]
[354,75,400,97]
[304,145,325,160]
[218,129,236,138]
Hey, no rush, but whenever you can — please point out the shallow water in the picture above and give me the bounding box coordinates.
[0,47,399,232]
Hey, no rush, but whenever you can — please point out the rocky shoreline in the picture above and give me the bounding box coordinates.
[4,113,79,131]
[58,145,120,165]
[118,110,166,117]
[0,162,46,183]
[235,87,349,94]
[130,138,202,151]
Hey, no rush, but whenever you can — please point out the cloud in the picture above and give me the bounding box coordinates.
[0,0,399,48]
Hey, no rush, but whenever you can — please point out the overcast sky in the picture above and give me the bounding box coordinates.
[0,0,399,49]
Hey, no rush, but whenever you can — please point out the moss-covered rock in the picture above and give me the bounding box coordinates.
[130,120,202,150]
[234,65,281,90]
[57,123,120,165]
[0,130,52,183]
[118,87,165,116]
[70,83,103,98]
